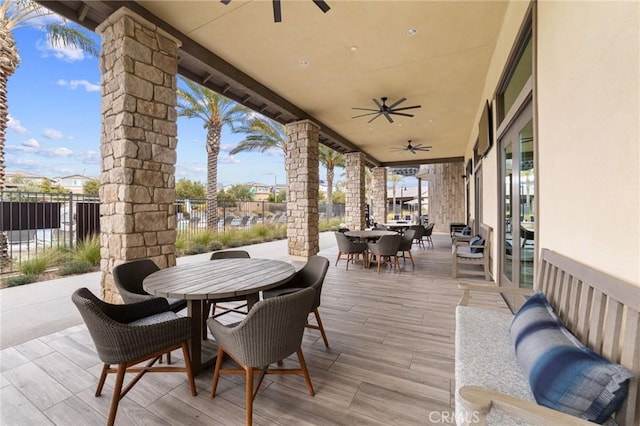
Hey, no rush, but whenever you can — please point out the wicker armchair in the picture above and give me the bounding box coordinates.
[367,234,402,273]
[424,222,435,247]
[409,224,426,248]
[207,287,316,426]
[72,288,196,426]
[113,259,186,313]
[262,256,331,347]
[334,232,368,270]
[398,228,416,267]
[206,250,251,319]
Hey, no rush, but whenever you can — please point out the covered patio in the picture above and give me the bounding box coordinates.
[0,233,508,425]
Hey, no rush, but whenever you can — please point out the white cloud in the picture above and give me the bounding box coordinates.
[23,138,40,148]
[219,154,240,165]
[78,150,100,164]
[57,79,100,92]
[37,36,85,62]
[50,147,73,157]
[7,115,27,134]
[42,128,64,139]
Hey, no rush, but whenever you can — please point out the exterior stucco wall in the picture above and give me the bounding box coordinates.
[463,1,639,286]
[536,1,639,285]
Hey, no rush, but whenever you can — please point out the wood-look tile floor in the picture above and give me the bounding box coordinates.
[0,233,510,425]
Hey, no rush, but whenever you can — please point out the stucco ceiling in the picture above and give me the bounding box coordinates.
[42,0,509,168]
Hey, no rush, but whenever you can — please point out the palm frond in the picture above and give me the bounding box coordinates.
[45,23,99,57]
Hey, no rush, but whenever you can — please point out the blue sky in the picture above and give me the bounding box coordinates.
[5,24,294,188]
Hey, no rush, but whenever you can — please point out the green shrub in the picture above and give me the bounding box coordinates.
[225,238,242,248]
[5,274,39,287]
[193,230,215,246]
[252,224,270,237]
[175,234,188,252]
[58,260,94,276]
[184,243,208,255]
[74,235,101,265]
[19,250,58,276]
[207,241,224,251]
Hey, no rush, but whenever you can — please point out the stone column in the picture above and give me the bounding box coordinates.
[345,152,366,230]
[372,166,387,226]
[285,120,319,258]
[96,8,181,302]
[422,162,465,233]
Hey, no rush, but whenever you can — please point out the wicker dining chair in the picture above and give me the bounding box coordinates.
[113,259,186,313]
[207,287,316,426]
[367,234,402,273]
[207,250,252,319]
[424,222,435,247]
[262,255,331,347]
[72,288,196,426]
[398,228,417,267]
[409,224,426,248]
[334,232,368,270]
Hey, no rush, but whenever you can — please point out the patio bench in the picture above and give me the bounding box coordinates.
[454,248,640,425]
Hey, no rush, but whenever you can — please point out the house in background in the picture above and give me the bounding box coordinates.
[53,175,94,195]
[4,171,49,190]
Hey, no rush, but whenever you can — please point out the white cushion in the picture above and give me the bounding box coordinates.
[455,306,536,425]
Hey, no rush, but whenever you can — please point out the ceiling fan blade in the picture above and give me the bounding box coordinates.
[272,0,282,22]
[220,0,231,4]
[372,98,383,109]
[352,107,379,112]
[352,112,381,119]
[390,105,422,112]
[313,0,331,13]
[410,149,417,154]
[367,113,382,123]
[383,112,394,123]
[388,112,414,118]
[387,97,407,109]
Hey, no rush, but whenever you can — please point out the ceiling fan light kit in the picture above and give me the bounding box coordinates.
[352,97,422,123]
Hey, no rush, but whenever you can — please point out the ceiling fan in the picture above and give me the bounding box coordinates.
[352,97,422,123]
[390,140,432,154]
[221,0,330,23]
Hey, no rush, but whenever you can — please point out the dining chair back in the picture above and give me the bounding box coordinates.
[424,222,435,247]
[262,256,331,347]
[208,287,316,426]
[410,224,426,248]
[72,287,196,426]
[367,234,402,273]
[207,250,251,322]
[113,259,186,313]
[399,228,417,267]
[334,232,368,270]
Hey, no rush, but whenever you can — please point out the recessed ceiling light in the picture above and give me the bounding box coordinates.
[350,45,358,51]
[299,59,309,67]
[407,28,417,36]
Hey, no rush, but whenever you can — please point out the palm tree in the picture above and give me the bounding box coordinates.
[0,0,98,189]
[0,0,97,265]
[177,77,252,230]
[388,173,404,218]
[318,145,344,219]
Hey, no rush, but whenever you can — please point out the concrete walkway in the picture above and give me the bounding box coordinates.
[0,232,338,350]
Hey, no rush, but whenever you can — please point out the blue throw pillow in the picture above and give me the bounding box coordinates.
[510,292,634,423]
[469,236,484,254]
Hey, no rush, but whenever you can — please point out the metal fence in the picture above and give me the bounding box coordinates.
[1,191,345,274]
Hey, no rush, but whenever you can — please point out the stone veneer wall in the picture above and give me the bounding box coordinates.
[97,8,180,302]
[372,167,387,225]
[345,152,366,230]
[285,120,319,258]
[423,162,465,233]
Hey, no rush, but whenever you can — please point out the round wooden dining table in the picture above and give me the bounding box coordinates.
[143,258,295,373]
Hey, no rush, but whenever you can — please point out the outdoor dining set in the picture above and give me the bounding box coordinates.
[72,252,330,426]
[334,223,434,273]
